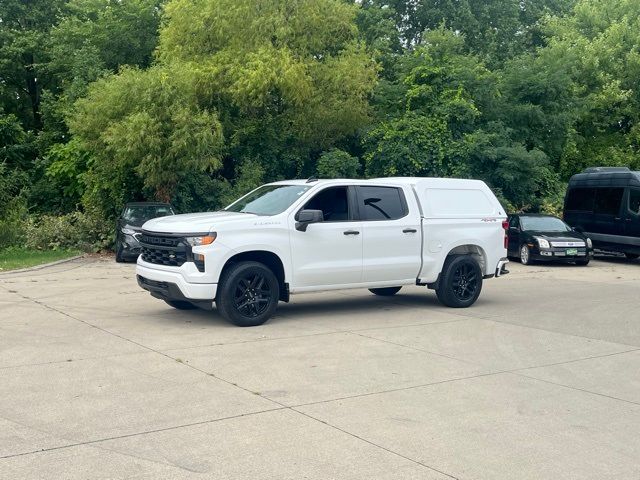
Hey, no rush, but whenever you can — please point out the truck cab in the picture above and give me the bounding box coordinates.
[136,177,509,326]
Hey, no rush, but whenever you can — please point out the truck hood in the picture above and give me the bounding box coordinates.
[142,211,256,234]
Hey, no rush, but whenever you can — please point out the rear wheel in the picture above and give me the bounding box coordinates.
[435,255,483,308]
[369,286,402,296]
[216,261,279,327]
[625,253,639,260]
[165,300,198,310]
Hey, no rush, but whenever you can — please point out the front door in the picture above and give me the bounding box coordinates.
[508,216,521,255]
[289,186,363,288]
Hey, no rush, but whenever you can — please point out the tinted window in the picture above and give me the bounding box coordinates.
[303,187,350,222]
[566,188,595,212]
[594,188,624,215]
[358,186,406,221]
[509,216,520,229]
[629,189,640,215]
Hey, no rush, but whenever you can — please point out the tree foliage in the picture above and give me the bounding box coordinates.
[3,0,640,240]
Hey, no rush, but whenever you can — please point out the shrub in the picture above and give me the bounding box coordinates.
[316,149,361,178]
[24,210,112,252]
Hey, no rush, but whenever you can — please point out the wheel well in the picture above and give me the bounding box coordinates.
[221,251,288,302]
[446,245,487,273]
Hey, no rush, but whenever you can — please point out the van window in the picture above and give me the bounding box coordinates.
[594,188,624,215]
[358,186,406,221]
[629,189,640,215]
[426,189,494,216]
[565,188,595,212]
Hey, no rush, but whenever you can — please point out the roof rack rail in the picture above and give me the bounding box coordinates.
[306,176,318,183]
[582,166,630,173]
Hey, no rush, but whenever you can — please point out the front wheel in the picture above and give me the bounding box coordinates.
[519,244,532,265]
[575,258,590,266]
[436,255,483,308]
[625,253,639,260]
[369,286,402,296]
[216,261,279,327]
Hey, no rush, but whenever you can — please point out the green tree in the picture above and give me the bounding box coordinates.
[317,149,361,178]
[70,65,224,218]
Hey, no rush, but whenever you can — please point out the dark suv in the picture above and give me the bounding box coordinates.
[564,167,640,259]
[115,202,175,262]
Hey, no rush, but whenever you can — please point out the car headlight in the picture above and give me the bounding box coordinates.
[535,237,550,249]
[586,237,592,248]
[121,228,136,235]
[185,233,217,246]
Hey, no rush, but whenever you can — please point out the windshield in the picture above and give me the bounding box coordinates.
[225,185,311,216]
[123,205,174,225]
[520,216,570,232]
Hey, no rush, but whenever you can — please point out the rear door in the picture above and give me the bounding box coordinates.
[624,187,640,241]
[357,185,422,283]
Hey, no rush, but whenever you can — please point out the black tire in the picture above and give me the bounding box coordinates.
[625,253,639,260]
[165,300,198,310]
[216,261,279,327]
[435,255,483,308]
[519,244,532,265]
[575,258,590,266]
[115,242,125,263]
[369,286,402,296]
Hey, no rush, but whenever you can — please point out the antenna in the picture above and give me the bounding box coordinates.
[306,176,318,183]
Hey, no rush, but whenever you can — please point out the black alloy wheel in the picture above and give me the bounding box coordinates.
[436,255,483,308]
[217,261,279,327]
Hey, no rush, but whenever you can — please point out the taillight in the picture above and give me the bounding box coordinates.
[502,220,509,249]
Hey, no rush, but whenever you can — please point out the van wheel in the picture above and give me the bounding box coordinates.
[216,261,279,327]
[369,287,402,296]
[575,258,590,266]
[165,300,198,310]
[519,244,532,265]
[436,255,483,308]
[625,253,639,260]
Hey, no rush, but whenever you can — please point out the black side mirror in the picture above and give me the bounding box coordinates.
[295,209,324,232]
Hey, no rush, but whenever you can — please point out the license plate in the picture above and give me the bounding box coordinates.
[566,248,578,256]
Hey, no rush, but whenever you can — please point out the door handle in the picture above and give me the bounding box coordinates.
[343,230,360,235]
[403,228,417,233]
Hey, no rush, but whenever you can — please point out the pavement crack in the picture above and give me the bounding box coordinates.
[290,407,460,479]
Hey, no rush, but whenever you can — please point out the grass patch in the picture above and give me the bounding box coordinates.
[0,247,81,272]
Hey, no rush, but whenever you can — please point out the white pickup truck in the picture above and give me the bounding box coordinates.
[136,177,509,326]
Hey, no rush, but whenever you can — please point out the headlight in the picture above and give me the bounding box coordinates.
[535,237,550,249]
[121,228,136,235]
[185,233,217,246]
[586,237,592,248]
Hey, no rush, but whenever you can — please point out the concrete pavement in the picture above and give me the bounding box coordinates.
[1,257,639,479]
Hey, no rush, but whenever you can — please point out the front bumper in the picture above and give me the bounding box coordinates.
[531,247,593,261]
[136,261,217,301]
[121,234,142,258]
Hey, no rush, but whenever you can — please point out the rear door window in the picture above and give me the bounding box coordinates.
[594,188,624,215]
[565,188,595,212]
[357,186,407,221]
